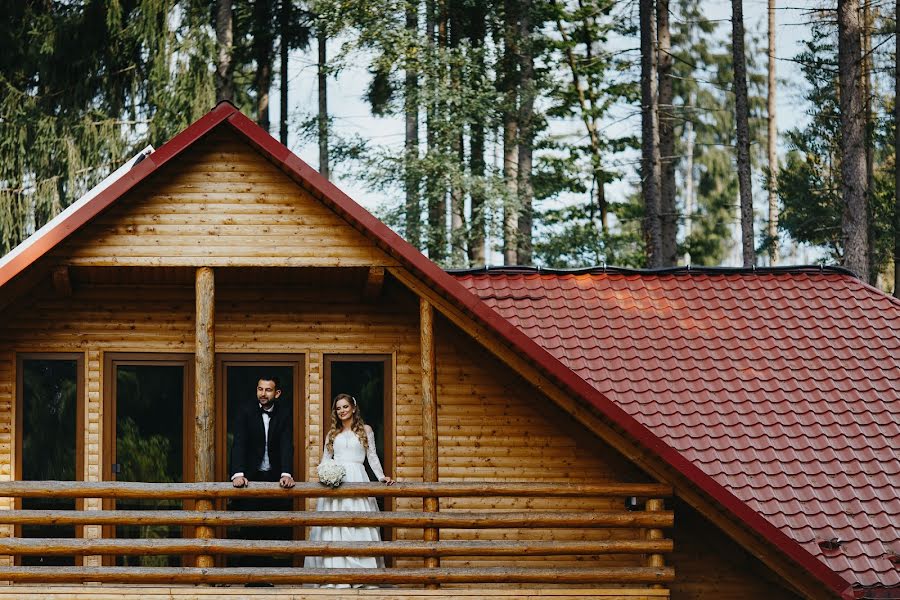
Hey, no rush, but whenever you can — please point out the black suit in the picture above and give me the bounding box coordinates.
[229,399,295,566]
[230,400,293,479]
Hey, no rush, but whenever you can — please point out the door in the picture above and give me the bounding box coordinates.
[215,354,305,566]
[104,354,193,567]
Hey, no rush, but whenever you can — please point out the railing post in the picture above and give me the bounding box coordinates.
[645,498,666,589]
[194,267,216,569]
[420,299,440,588]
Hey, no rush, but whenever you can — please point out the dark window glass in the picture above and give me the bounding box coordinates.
[329,361,385,483]
[225,365,294,475]
[114,364,183,567]
[21,359,78,566]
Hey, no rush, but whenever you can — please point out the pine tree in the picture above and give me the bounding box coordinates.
[780,15,896,284]
[0,1,215,255]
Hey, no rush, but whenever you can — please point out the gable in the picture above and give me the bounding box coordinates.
[56,128,396,268]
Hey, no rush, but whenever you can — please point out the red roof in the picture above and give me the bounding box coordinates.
[453,267,900,593]
[0,103,859,598]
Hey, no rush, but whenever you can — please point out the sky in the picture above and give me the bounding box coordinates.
[267,0,824,266]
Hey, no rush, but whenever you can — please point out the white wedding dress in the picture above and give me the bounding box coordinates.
[304,426,387,575]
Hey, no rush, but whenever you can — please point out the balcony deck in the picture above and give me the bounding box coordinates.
[0,481,672,598]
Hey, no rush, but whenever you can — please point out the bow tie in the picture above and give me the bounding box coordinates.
[258,405,274,416]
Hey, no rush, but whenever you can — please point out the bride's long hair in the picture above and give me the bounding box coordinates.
[325,393,368,454]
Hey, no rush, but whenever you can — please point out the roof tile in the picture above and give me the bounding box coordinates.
[455,269,900,589]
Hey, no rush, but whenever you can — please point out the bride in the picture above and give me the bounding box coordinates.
[305,393,394,581]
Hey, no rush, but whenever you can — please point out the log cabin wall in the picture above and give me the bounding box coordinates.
[56,129,398,269]
[0,353,12,568]
[669,500,800,599]
[428,316,651,578]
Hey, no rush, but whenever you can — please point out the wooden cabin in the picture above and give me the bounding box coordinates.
[0,102,892,599]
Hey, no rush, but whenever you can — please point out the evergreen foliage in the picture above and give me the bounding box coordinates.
[0,0,896,290]
[779,14,896,280]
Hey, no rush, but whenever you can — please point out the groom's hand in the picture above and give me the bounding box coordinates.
[280,474,295,488]
[232,476,248,488]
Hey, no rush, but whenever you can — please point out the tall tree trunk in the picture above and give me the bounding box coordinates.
[426,0,447,262]
[279,0,289,145]
[732,0,755,267]
[895,0,900,298]
[684,91,695,265]
[449,0,467,266]
[862,0,876,283]
[318,26,329,180]
[766,0,778,265]
[838,0,869,280]
[405,0,421,249]
[517,0,535,265]
[657,0,677,266]
[639,0,662,267]
[502,0,520,265]
[467,2,487,265]
[254,0,274,132]
[215,0,234,103]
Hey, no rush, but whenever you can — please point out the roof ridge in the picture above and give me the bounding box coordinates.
[449,264,862,278]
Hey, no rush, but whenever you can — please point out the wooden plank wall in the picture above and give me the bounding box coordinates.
[409,319,650,578]
[669,500,801,600]
[0,353,13,568]
[57,129,397,269]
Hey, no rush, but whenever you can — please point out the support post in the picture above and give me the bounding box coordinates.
[195,267,216,569]
[645,498,666,589]
[419,299,439,587]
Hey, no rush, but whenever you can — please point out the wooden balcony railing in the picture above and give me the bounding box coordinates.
[0,481,674,587]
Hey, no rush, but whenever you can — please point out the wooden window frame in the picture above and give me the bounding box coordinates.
[14,352,85,565]
[102,353,195,484]
[322,353,395,506]
[15,352,85,484]
[214,353,306,483]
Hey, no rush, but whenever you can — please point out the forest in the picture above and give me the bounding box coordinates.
[1,0,898,295]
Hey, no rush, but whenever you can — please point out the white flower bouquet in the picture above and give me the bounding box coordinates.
[316,459,346,487]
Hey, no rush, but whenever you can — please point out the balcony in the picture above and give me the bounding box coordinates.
[0,481,673,599]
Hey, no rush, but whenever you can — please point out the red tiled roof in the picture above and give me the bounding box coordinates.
[453,267,900,591]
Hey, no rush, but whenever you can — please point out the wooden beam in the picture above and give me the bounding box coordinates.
[0,480,672,499]
[194,266,215,568]
[0,509,674,528]
[51,266,72,297]
[387,267,838,600]
[0,538,674,557]
[420,298,440,582]
[645,498,666,590]
[362,266,386,301]
[0,566,676,585]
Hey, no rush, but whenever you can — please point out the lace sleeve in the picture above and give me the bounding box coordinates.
[365,426,387,482]
[321,443,333,462]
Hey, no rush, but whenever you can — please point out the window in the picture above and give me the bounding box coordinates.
[323,355,393,498]
[16,354,83,566]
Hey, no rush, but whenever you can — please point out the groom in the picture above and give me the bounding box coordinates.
[229,376,295,570]
[230,376,294,489]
